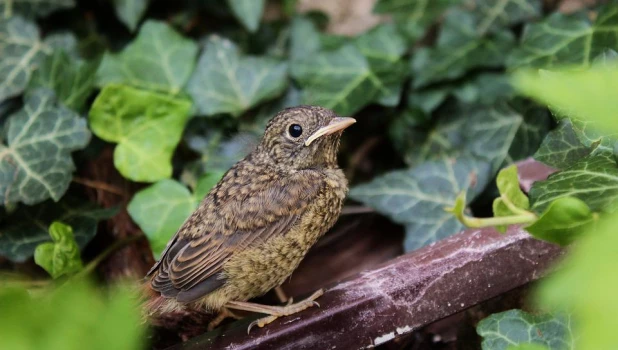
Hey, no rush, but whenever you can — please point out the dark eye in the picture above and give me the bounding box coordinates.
[288,124,303,138]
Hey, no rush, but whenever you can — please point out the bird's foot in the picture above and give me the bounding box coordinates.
[207,307,242,331]
[225,289,324,334]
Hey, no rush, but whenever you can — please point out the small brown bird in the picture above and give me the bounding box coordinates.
[143,106,355,332]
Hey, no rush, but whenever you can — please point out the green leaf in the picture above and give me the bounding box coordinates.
[89,84,192,182]
[492,165,530,232]
[477,309,574,350]
[350,156,492,252]
[34,221,83,279]
[128,179,196,257]
[403,101,527,172]
[525,196,595,246]
[0,280,145,350]
[188,36,288,117]
[506,99,551,162]
[1,0,74,18]
[0,198,117,262]
[27,50,99,112]
[534,120,595,170]
[513,67,618,153]
[128,176,220,258]
[112,0,149,32]
[452,73,515,105]
[508,5,618,69]
[411,9,515,88]
[291,44,381,115]
[529,154,618,213]
[535,211,618,349]
[354,23,408,106]
[226,0,265,33]
[373,0,458,41]
[96,20,198,94]
[289,16,322,63]
[0,17,77,102]
[0,89,90,206]
[472,0,542,35]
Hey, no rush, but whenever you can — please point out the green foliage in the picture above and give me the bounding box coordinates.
[0,17,76,102]
[0,90,90,206]
[0,280,145,350]
[0,198,117,262]
[1,0,75,18]
[89,84,192,182]
[34,221,83,279]
[350,156,492,251]
[492,165,530,232]
[477,309,574,350]
[128,175,221,257]
[188,36,288,117]
[112,0,149,32]
[226,0,265,33]
[28,50,100,113]
[97,20,198,94]
[535,211,618,349]
[525,197,594,246]
[533,120,596,170]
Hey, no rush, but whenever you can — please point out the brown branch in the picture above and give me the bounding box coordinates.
[72,177,125,196]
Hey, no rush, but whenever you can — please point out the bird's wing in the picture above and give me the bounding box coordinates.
[150,169,324,302]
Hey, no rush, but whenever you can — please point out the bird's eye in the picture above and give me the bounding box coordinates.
[288,124,303,138]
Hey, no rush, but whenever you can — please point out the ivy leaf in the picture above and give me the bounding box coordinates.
[0,0,74,18]
[403,101,527,172]
[0,89,90,206]
[529,154,618,213]
[128,177,220,257]
[0,280,145,350]
[88,84,192,182]
[508,5,618,69]
[472,0,542,35]
[354,23,408,106]
[411,9,515,88]
[477,309,574,350]
[188,36,288,117]
[292,44,381,116]
[373,0,458,41]
[534,120,595,170]
[34,221,83,279]
[525,196,595,246]
[350,156,492,252]
[0,17,77,102]
[27,50,100,113]
[112,0,149,32]
[289,16,322,63]
[506,99,551,162]
[452,73,515,106]
[492,165,530,233]
[97,20,198,94]
[226,0,265,33]
[0,198,117,262]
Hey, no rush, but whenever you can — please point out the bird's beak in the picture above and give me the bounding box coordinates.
[305,117,356,146]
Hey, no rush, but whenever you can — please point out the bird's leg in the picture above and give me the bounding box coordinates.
[274,286,289,304]
[207,307,242,331]
[225,288,324,333]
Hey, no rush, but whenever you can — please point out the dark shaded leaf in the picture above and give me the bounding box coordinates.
[477,309,574,350]
[0,198,117,262]
[350,156,492,252]
[534,120,595,170]
[226,0,265,33]
[0,0,74,18]
[112,0,149,32]
[0,90,90,206]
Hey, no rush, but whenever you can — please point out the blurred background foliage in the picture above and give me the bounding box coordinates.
[0,0,617,349]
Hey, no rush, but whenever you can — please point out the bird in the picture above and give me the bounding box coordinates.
[142,105,355,333]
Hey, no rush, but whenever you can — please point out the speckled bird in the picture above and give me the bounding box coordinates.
[143,106,355,332]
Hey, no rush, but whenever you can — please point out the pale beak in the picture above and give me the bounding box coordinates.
[305,117,356,146]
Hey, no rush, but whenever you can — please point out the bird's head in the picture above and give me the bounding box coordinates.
[256,106,356,170]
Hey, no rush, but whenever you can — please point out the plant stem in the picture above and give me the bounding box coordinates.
[72,177,125,196]
[460,213,537,228]
[73,234,144,280]
[501,194,532,216]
